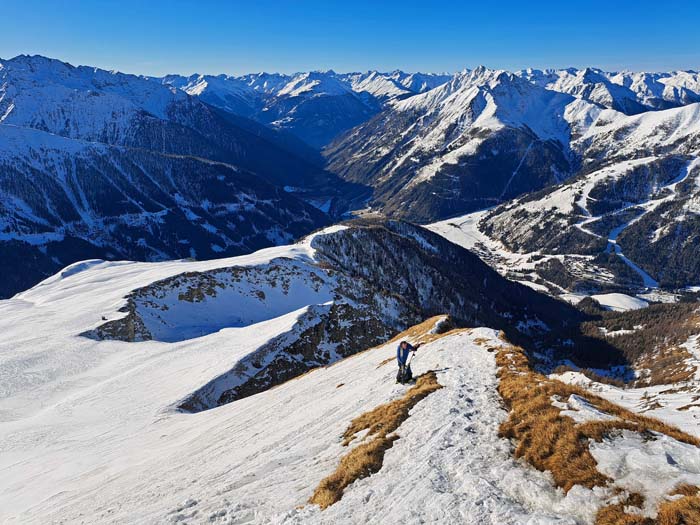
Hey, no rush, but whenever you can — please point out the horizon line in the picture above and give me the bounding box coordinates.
[2,53,699,79]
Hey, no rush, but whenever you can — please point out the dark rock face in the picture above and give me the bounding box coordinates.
[211,302,402,408]
[311,220,584,337]
[88,250,422,410]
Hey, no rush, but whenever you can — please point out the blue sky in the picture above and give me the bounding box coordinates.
[2,0,699,75]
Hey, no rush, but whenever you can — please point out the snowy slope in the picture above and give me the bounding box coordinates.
[0,263,603,525]
[389,70,452,93]
[470,153,700,291]
[554,361,700,441]
[4,259,697,524]
[0,54,186,142]
[159,73,262,116]
[2,222,699,523]
[578,102,700,163]
[341,70,414,100]
[518,67,700,114]
[323,66,700,223]
[0,218,582,414]
[276,71,351,97]
[386,66,589,148]
[0,55,373,298]
[0,54,340,191]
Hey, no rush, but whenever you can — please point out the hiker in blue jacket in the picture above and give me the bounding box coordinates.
[396,340,422,384]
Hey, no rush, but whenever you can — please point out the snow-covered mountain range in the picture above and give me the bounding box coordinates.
[157,69,451,147]
[325,67,700,222]
[2,54,700,298]
[518,67,700,113]
[2,53,700,523]
[325,67,591,220]
[0,55,369,298]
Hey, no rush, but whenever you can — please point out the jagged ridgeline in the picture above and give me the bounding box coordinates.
[86,220,618,411]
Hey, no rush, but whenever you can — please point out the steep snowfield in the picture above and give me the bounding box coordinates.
[0,232,326,420]
[160,73,260,116]
[276,71,351,98]
[0,55,186,142]
[1,250,600,524]
[2,226,700,523]
[519,67,641,112]
[343,70,412,100]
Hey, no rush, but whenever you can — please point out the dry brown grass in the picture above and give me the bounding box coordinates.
[656,489,700,525]
[341,371,443,446]
[490,333,700,524]
[376,356,395,368]
[654,484,700,524]
[595,504,652,525]
[670,484,700,497]
[496,362,610,490]
[635,346,696,387]
[309,371,443,509]
[309,316,471,509]
[595,491,649,524]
